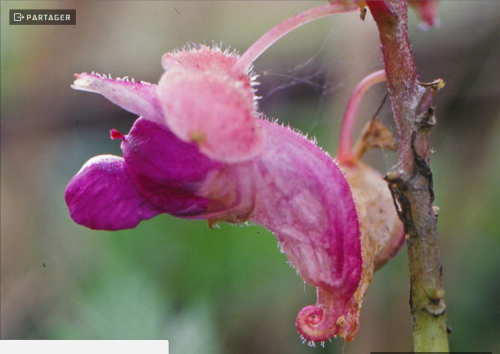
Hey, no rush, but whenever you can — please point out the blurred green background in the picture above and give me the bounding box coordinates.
[1,1,499,353]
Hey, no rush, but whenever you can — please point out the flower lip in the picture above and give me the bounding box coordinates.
[65,154,160,230]
[120,118,221,217]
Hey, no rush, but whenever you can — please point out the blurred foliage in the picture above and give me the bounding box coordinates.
[1,1,499,353]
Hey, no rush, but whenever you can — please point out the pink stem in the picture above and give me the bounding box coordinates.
[337,70,386,163]
[230,2,359,76]
[367,1,419,172]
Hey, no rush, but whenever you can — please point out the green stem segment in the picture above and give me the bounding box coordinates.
[366,1,450,352]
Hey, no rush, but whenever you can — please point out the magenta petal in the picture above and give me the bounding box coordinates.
[72,73,164,125]
[65,155,160,230]
[121,118,222,217]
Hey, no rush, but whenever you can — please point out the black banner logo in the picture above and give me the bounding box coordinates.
[10,10,76,25]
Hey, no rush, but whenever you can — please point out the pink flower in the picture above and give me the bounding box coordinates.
[66,2,405,344]
[66,45,364,341]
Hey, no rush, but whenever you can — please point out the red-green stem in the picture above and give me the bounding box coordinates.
[367,1,449,352]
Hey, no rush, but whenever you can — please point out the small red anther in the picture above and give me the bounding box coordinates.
[110,129,125,140]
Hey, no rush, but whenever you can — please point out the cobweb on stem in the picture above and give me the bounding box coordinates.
[251,26,396,173]
[253,27,345,135]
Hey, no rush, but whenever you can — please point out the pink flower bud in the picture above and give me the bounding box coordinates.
[408,0,440,29]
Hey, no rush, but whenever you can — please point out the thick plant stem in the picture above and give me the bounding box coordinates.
[367,1,449,352]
